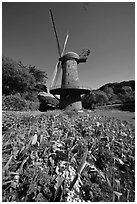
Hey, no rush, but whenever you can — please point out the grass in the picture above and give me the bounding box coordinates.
[3,109,135,125]
[2,109,135,202]
[89,109,135,126]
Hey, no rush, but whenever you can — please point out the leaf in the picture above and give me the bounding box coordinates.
[19,145,26,154]
[113,191,122,201]
[100,136,109,142]
[20,156,29,171]
[115,157,124,165]
[52,141,63,152]
[69,148,88,190]
[13,146,19,158]
[45,129,50,138]
[36,193,48,202]
[126,189,130,202]
[114,179,120,191]
[31,133,37,145]
[54,175,65,201]
[106,176,111,187]
[97,170,106,180]
[3,180,12,186]
[39,134,43,144]
[9,171,19,175]
[86,162,97,172]
[4,155,13,170]
[33,162,43,167]
[77,148,88,174]
[70,144,79,154]
[78,176,83,185]
[96,122,100,127]
[49,156,54,167]
[70,157,77,166]
[69,173,79,191]
[11,181,18,189]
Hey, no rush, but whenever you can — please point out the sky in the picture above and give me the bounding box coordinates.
[2,2,135,89]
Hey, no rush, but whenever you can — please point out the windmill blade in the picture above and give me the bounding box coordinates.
[53,62,62,86]
[61,33,69,56]
[50,33,69,88]
[49,9,61,58]
[50,62,58,88]
[49,10,69,89]
[50,62,62,88]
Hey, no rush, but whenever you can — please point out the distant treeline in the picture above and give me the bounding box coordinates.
[2,56,135,111]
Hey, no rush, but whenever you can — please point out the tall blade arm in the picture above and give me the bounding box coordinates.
[61,33,69,56]
[50,62,58,88]
[49,9,61,58]
[50,33,69,88]
[50,62,62,88]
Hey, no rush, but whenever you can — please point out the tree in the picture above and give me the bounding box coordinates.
[95,90,109,106]
[121,86,132,94]
[29,65,47,84]
[103,86,114,99]
[82,90,109,109]
[82,91,96,109]
[2,57,36,95]
[2,56,48,99]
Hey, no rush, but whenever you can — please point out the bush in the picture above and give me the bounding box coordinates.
[2,56,48,97]
[38,93,59,112]
[25,100,39,111]
[2,95,39,111]
[82,90,109,109]
[22,91,39,102]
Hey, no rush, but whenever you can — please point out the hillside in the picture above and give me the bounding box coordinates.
[82,80,135,111]
[99,80,135,92]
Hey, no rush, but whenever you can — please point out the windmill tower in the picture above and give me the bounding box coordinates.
[49,10,90,111]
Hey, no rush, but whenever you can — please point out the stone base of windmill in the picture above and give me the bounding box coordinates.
[59,92,83,111]
[60,101,82,111]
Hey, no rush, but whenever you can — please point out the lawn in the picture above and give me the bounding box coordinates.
[89,109,135,126]
[2,110,135,202]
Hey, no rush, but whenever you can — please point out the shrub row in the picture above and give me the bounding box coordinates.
[2,95,39,111]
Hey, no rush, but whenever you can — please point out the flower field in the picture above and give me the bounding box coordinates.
[2,110,135,202]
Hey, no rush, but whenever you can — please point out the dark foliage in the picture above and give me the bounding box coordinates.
[28,65,47,84]
[82,80,135,110]
[2,95,39,111]
[35,83,47,93]
[2,56,48,97]
[99,80,135,93]
[82,90,109,109]
[38,95,59,112]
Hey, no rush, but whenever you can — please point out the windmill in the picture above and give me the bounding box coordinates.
[49,9,91,111]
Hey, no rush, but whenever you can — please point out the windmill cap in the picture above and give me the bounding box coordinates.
[61,52,79,62]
